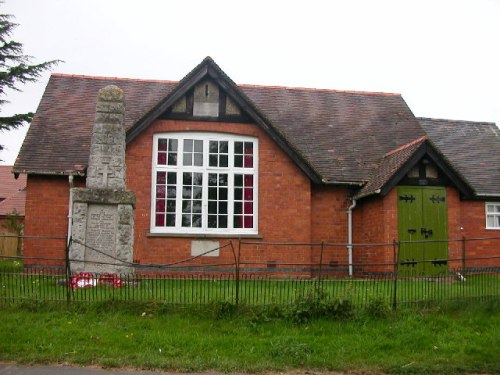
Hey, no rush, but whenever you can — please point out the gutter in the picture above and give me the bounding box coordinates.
[347,198,357,277]
[322,178,364,186]
[67,175,74,246]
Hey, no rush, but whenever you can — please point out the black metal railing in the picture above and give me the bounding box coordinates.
[0,234,499,309]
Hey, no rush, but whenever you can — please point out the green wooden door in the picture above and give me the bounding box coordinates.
[397,186,448,276]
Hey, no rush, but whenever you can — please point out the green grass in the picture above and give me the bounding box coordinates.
[0,301,499,374]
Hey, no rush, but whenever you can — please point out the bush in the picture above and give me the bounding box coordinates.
[211,300,237,320]
[365,298,391,318]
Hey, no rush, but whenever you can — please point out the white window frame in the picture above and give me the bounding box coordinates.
[151,132,258,235]
[485,202,500,230]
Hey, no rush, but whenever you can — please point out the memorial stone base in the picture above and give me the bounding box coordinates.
[69,188,135,274]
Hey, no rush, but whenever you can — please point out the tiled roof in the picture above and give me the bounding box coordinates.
[0,166,26,216]
[419,118,500,197]
[354,136,428,199]
[14,75,177,175]
[14,70,425,185]
[240,85,425,183]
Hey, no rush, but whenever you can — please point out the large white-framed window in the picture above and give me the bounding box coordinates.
[151,132,258,235]
[485,202,500,229]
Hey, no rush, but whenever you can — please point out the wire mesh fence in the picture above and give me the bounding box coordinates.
[0,234,499,309]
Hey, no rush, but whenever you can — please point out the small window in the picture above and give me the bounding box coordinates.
[486,203,500,229]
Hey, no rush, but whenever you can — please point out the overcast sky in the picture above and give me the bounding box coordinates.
[1,0,499,165]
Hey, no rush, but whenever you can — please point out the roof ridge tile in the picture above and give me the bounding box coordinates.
[384,136,428,157]
[51,73,178,84]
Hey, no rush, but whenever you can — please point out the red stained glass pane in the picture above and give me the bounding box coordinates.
[244,216,253,228]
[244,142,253,154]
[155,214,165,226]
[244,188,253,200]
[156,172,166,184]
[156,199,166,212]
[244,174,253,186]
[244,202,253,214]
[157,153,167,165]
[156,185,166,198]
[244,155,253,168]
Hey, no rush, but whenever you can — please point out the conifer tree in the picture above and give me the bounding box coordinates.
[0,9,59,153]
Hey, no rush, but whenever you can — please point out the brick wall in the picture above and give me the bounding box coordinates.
[352,189,398,274]
[310,185,351,276]
[24,175,73,267]
[459,199,500,268]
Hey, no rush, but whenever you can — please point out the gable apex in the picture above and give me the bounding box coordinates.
[126,57,322,183]
[354,138,474,200]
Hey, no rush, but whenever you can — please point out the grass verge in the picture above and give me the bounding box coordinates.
[0,300,499,374]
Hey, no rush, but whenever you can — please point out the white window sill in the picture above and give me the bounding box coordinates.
[147,232,263,239]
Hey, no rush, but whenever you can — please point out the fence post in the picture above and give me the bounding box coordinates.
[65,237,72,304]
[231,240,241,306]
[461,235,466,272]
[317,241,325,300]
[392,240,400,310]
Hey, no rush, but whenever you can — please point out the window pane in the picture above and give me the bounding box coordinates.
[220,141,228,153]
[157,153,167,165]
[234,188,242,200]
[167,200,176,212]
[244,155,253,168]
[156,199,165,212]
[244,202,253,214]
[194,153,203,166]
[234,174,243,186]
[208,187,217,200]
[208,215,217,228]
[182,200,191,213]
[209,141,218,153]
[168,153,177,166]
[166,214,175,227]
[169,139,178,151]
[220,155,228,167]
[167,187,176,198]
[193,187,202,199]
[244,216,253,228]
[193,215,202,227]
[234,155,243,168]
[158,139,168,151]
[167,172,177,184]
[157,172,166,184]
[194,140,203,152]
[156,186,165,199]
[156,214,165,226]
[219,215,228,228]
[184,139,193,152]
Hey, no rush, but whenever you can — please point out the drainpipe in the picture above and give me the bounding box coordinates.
[67,175,74,246]
[347,199,357,277]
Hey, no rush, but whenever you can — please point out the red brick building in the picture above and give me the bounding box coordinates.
[13,58,500,275]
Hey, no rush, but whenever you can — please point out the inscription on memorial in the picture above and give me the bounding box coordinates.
[84,204,118,267]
